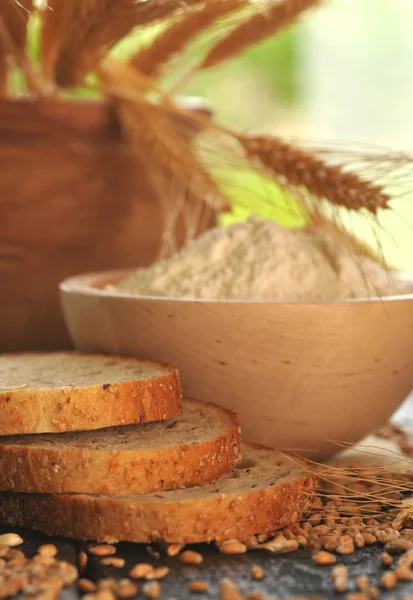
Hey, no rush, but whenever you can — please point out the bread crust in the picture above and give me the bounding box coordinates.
[0,353,182,434]
[0,445,318,544]
[0,400,241,494]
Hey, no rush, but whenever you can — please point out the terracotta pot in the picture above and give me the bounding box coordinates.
[0,98,215,351]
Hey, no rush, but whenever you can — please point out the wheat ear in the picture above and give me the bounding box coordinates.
[54,0,205,88]
[0,1,42,92]
[39,0,67,83]
[237,134,390,214]
[98,59,229,213]
[0,0,32,55]
[200,0,321,69]
[0,44,8,96]
[131,0,246,79]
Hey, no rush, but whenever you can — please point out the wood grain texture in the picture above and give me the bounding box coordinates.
[0,98,215,352]
[61,270,413,459]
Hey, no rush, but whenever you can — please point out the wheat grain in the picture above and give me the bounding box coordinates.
[219,578,243,600]
[237,134,390,214]
[201,0,321,69]
[131,0,245,79]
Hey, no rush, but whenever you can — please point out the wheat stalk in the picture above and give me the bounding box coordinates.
[98,59,229,213]
[200,0,321,69]
[131,0,246,79]
[236,134,390,214]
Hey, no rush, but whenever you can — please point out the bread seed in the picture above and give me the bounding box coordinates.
[188,580,209,593]
[130,563,154,579]
[313,551,336,565]
[38,544,58,558]
[219,540,247,555]
[180,550,203,565]
[101,556,125,568]
[0,533,23,547]
[89,544,116,557]
[381,571,397,589]
[79,579,97,593]
[143,581,161,599]
[251,565,265,580]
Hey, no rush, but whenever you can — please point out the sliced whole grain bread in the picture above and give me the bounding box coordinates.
[0,352,182,435]
[0,444,318,544]
[0,399,241,495]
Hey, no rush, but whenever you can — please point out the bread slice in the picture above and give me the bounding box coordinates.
[0,352,182,435]
[0,444,318,544]
[0,399,241,495]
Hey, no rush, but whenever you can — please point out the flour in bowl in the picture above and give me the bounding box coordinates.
[114,217,413,301]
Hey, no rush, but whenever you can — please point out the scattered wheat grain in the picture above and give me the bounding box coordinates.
[143,580,161,599]
[180,550,203,564]
[88,544,116,557]
[101,556,125,568]
[188,580,209,593]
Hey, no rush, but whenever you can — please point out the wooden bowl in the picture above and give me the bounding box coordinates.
[60,270,413,458]
[0,97,214,352]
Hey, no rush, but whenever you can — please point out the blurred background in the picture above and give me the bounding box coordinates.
[183,0,413,273]
[60,0,413,272]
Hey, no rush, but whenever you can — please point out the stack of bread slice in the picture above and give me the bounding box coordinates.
[0,352,317,544]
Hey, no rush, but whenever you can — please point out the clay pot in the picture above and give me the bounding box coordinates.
[0,98,214,351]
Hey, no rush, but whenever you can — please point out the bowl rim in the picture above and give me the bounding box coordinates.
[59,269,413,306]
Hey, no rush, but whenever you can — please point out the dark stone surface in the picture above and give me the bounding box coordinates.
[1,528,413,599]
